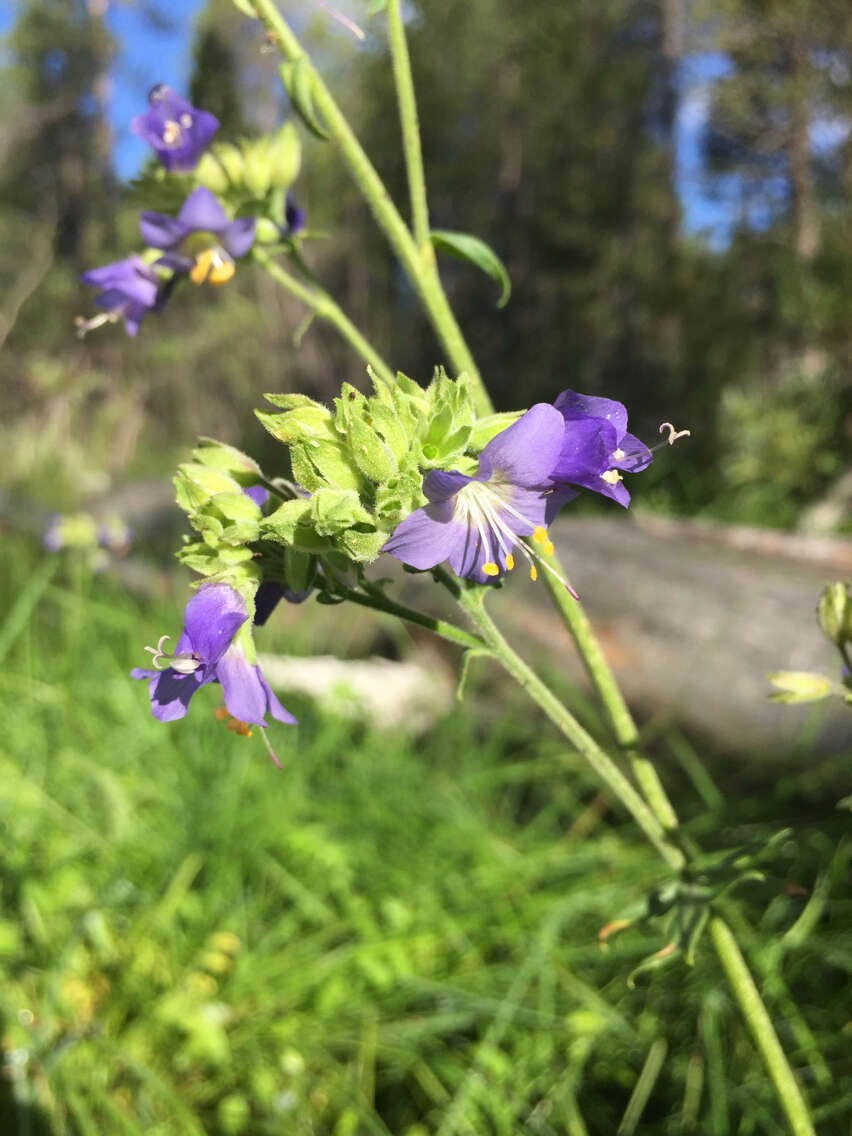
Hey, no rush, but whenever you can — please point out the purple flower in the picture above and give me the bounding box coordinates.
[285,195,306,236]
[130,84,219,173]
[550,390,652,509]
[78,256,162,336]
[131,583,296,734]
[244,484,269,508]
[383,404,572,586]
[140,187,256,286]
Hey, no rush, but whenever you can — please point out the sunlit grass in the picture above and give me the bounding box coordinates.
[0,538,850,1135]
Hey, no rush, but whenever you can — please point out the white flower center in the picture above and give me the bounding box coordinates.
[451,476,570,589]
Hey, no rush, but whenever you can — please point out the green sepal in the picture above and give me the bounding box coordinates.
[346,413,398,482]
[469,412,523,452]
[261,498,313,545]
[337,527,386,563]
[210,492,261,523]
[284,547,315,591]
[256,403,338,445]
[194,151,230,195]
[278,58,330,141]
[291,441,365,493]
[177,462,242,500]
[193,438,261,477]
[311,488,373,536]
[268,120,302,188]
[241,136,272,198]
[431,229,511,308]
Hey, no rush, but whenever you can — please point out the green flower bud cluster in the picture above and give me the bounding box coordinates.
[195,122,302,201]
[174,441,266,589]
[256,369,478,565]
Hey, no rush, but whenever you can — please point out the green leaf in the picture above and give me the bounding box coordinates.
[431,229,511,308]
[278,59,330,141]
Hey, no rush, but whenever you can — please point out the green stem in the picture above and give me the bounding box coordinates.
[253,246,397,389]
[386,0,431,254]
[709,916,815,1136]
[456,586,685,872]
[540,562,680,833]
[250,0,491,415]
[340,584,486,654]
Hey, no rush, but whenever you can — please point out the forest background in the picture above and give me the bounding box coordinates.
[0,1,851,1134]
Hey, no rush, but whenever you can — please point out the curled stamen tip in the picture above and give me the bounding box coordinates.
[658,422,691,445]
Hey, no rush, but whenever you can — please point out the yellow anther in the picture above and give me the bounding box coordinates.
[482,562,500,577]
[601,469,623,485]
[529,565,538,582]
[180,113,193,128]
[189,248,213,284]
[612,448,626,460]
[532,526,547,544]
[505,553,515,571]
[544,541,554,556]
[161,119,181,145]
[213,706,231,721]
[226,718,252,737]
[208,258,235,285]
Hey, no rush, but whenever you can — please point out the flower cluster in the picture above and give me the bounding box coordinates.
[134,372,672,760]
[383,391,653,588]
[78,85,304,338]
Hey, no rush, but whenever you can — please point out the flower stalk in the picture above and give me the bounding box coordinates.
[252,246,397,389]
[386,0,432,256]
[454,584,686,873]
[709,916,815,1136]
[249,0,490,414]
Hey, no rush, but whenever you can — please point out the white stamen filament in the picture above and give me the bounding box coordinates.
[453,478,577,594]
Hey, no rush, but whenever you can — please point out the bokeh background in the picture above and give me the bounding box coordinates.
[0,1,851,1133]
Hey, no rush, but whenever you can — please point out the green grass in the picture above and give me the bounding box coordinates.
[0,538,850,1135]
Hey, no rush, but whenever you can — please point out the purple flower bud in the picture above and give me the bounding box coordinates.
[130,85,219,173]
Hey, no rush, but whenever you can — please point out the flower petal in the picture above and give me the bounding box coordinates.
[139,211,186,251]
[183,583,248,665]
[177,186,228,234]
[480,403,565,487]
[423,469,473,502]
[382,500,466,570]
[614,431,652,473]
[221,217,256,259]
[554,390,628,439]
[131,666,207,722]
[258,671,298,725]
[550,418,615,484]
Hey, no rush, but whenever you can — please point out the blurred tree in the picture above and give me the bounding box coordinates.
[2,0,114,264]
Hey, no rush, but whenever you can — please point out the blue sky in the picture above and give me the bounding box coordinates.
[107,0,205,177]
